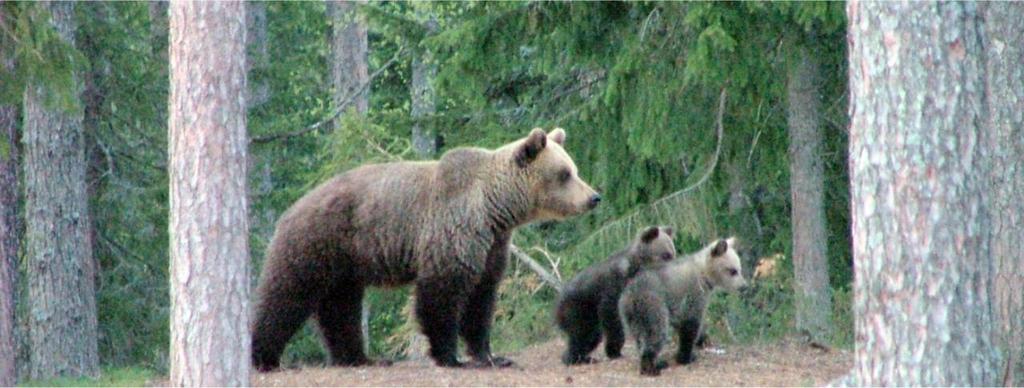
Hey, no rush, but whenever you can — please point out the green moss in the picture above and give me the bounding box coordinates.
[19,367,156,387]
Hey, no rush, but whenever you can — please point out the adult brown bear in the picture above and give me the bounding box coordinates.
[251,128,599,371]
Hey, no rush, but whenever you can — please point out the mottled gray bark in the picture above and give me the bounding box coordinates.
[326,0,369,115]
[786,43,833,342]
[169,1,251,386]
[22,1,100,380]
[977,3,1024,385]
[844,1,1011,385]
[411,17,439,159]
[0,7,20,382]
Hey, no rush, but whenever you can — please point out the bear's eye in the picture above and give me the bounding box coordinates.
[727,268,738,277]
[558,169,572,183]
[660,252,673,261]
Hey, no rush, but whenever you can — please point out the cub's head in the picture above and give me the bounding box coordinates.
[511,127,600,221]
[704,237,746,292]
[632,226,676,266]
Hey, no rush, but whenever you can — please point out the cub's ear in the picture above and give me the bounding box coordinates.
[548,127,566,145]
[711,239,728,257]
[515,128,547,168]
[661,226,675,237]
[640,226,660,243]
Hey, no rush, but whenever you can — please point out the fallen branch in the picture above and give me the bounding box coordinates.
[510,244,562,292]
[251,47,405,144]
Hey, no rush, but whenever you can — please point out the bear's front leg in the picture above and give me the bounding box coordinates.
[415,276,469,367]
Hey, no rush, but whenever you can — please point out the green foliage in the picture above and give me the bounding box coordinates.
[6,2,88,112]
[18,367,155,387]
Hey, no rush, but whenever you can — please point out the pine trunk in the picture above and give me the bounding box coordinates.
[411,17,439,159]
[22,1,100,380]
[977,3,1024,385]
[786,43,833,342]
[168,1,251,386]
[326,0,369,115]
[845,1,1009,385]
[0,14,19,383]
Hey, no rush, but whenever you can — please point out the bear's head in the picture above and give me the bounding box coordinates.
[511,127,600,221]
[632,226,676,265]
[704,237,747,292]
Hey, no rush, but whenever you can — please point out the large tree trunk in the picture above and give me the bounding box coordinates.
[411,17,439,159]
[326,0,369,116]
[168,1,251,386]
[22,1,100,380]
[844,1,1015,385]
[786,43,833,342]
[0,10,20,383]
[977,3,1024,385]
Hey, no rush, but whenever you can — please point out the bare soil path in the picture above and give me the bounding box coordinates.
[245,337,851,387]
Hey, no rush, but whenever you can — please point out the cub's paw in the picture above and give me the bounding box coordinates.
[675,351,695,365]
[466,355,515,368]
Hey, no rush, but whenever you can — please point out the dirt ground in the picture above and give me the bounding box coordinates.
[236,337,850,387]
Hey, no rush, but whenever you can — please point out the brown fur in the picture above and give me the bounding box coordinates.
[252,128,598,371]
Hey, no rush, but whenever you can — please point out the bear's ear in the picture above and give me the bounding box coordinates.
[640,226,660,243]
[661,226,674,237]
[548,127,566,145]
[515,128,547,168]
[711,239,728,257]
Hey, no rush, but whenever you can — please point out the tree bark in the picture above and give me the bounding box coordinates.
[168,1,251,386]
[326,0,369,116]
[0,7,20,382]
[786,43,833,342]
[844,1,1011,385]
[976,3,1024,385]
[22,1,100,380]
[411,17,439,159]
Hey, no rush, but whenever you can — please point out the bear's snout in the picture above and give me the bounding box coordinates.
[587,194,602,209]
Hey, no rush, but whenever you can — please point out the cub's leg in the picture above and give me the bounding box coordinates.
[558,299,602,365]
[620,285,669,376]
[599,293,626,359]
[674,318,702,365]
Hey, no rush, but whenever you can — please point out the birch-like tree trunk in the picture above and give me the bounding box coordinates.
[22,1,100,380]
[169,1,251,386]
[411,17,439,159]
[844,1,1017,385]
[786,42,833,342]
[326,0,369,115]
[0,12,19,383]
[977,3,1024,385]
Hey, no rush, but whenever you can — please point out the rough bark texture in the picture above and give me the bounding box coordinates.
[326,0,369,115]
[787,43,833,343]
[845,1,1008,385]
[22,1,100,380]
[169,1,251,386]
[977,3,1024,385]
[0,11,20,383]
[411,18,439,159]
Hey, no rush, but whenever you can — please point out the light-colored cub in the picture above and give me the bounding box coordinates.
[618,237,746,376]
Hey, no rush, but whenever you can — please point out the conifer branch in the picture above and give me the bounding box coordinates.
[251,47,405,144]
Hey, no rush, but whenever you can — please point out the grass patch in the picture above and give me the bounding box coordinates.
[19,367,156,387]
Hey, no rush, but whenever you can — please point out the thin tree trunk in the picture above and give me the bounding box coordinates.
[149,1,168,61]
[325,0,371,352]
[168,1,250,386]
[0,8,20,381]
[411,17,439,159]
[22,1,100,380]
[326,0,369,116]
[246,1,269,110]
[843,1,1006,385]
[786,42,833,343]
[977,3,1024,385]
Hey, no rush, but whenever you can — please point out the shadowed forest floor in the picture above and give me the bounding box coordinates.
[231,337,851,387]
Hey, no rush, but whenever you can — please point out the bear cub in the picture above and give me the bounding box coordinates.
[619,237,746,376]
[556,226,676,365]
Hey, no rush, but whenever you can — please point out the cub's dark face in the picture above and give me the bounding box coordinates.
[515,128,600,221]
[636,226,676,265]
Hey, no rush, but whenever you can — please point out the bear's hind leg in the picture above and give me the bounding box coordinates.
[599,294,626,359]
[315,284,388,367]
[252,286,315,372]
[674,318,701,365]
